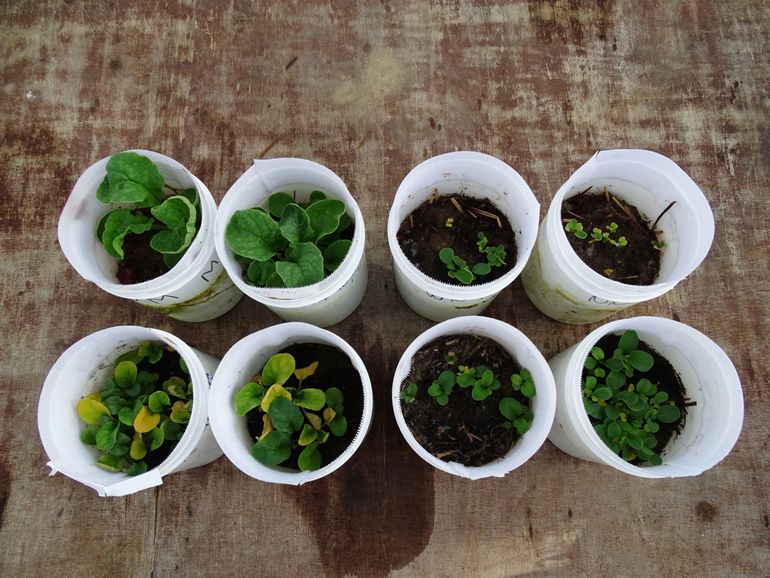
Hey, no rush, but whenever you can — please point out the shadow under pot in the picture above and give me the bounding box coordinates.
[521,149,714,324]
[208,322,373,484]
[392,316,556,480]
[547,316,744,478]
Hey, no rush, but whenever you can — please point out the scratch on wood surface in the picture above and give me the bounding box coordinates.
[258,137,280,158]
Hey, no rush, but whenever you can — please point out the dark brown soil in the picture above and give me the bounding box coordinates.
[246,343,364,470]
[562,188,665,285]
[585,333,690,465]
[396,193,518,285]
[400,334,531,467]
[116,230,169,284]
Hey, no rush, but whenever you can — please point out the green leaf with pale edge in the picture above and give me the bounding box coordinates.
[275,242,325,287]
[96,454,122,472]
[298,424,317,446]
[99,209,154,259]
[298,442,322,471]
[150,195,197,254]
[234,382,265,416]
[114,361,137,388]
[279,203,310,245]
[306,199,346,242]
[251,430,292,465]
[293,388,326,411]
[323,239,352,272]
[148,391,171,413]
[262,353,295,387]
[225,208,284,261]
[268,397,304,433]
[97,152,165,206]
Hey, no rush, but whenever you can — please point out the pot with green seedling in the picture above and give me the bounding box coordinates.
[548,316,744,478]
[208,322,373,484]
[215,158,367,327]
[392,316,555,479]
[59,150,242,321]
[387,151,539,321]
[521,149,714,324]
[38,326,222,497]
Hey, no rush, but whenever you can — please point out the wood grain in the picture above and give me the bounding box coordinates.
[1,1,768,576]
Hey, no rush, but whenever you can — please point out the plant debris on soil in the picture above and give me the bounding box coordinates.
[585,333,691,465]
[245,342,363,470]
[401,334,531,467]
[562,187,668,285]
[396,193,518,285]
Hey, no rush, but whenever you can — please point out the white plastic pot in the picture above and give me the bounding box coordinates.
[38,326,222,497]
[208,322,373,485]
[214,158,367,327]
[548,316,744,478]
[58,150,243,322]
[391,316,556,479]
[387,151,539,321]
[521,149,714,324]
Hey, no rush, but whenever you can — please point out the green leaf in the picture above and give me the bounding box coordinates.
[225,208,284,261]
[636,378,655,395]
[95,454,123,472]
[170,401,191,424]
[606,370,626,389]
[275,242,325,287]
[472,262,491,275]
[653,391,669,404]
[514,417,531,435]
[279,203,310,245]
[268,397,304,433]
[325,387,344,412]
[114,360,138,388]
[80,425,99,445]
[471,385,491,401]
[591,347,605,361]
[618,330,639,354]
[306,199,346,242]
[298,442,322,471]
[521,381,536,398]
[246,259,278,286]
[161,417,183,441]
[657,404,681,424]
[150,426,165,451]
[235,382,265,416]
[126,461,149,476]
[323,239,352,272]
[293,388,326,411]
[308,190,327,205]
[594,387,613,401]
[99,209,155,259]
[328,415,347,437]
[298,424,318,446]
[164,376,188,399]
[263,353,296,387]
[604,405,621,420]
[439,247,454,264]
[118,406,136,426]
[148,391,171,413]
[499,396,525,420]
[150,195,197,254]
[251,430,292,466]
[627,350,654,372]
[96,420,119,451]
[607,422,622,439]
[98,152,165,206]
[450,267,474,284]
[268,192,295,218]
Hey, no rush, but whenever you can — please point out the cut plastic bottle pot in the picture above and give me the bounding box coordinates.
[548,316,744,478]
[391,316,556,480]
[214,158,367,327]
[387,151,539,321]
[208,322,374,485]
[58,150,243,322]
[521,149,714,324]
[38,326,223,497]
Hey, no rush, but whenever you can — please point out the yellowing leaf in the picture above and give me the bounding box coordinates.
[130,432,147,460]
[85,392,101,401]
[134,405,160,433]
[170,400,191,424]
[298,424,317,446]
[304,411,322,431]
[77,398,111,425]
[323,406,336,425]
[258,414,273,440]
[293,361,319,384]
[260,383,292,412]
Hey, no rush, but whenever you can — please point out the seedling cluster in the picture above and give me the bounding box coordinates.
[582,330,682,466]
[438,232,507,285]
[234,352,348,472]
[76,342,192,475]
[400,361,536,434]
[566,219,627,248]
[225,191,353,288]
[95,152,200,270]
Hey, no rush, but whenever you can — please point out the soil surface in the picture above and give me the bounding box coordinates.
[246,342,364,470]
[585,333,690,465]
[116,230,170,284]
[396,193,518,285]
[400,334,531,467]
[562,188,665,285]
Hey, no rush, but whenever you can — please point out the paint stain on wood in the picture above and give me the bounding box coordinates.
[696,501,718,523]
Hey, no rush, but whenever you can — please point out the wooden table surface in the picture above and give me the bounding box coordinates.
[2,1,768,576]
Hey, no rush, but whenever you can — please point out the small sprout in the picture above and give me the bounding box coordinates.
[444,351,458,365]
[499,396,534,435]
[234,352,349,472]
[428,370,456,406]
[401,382,418,404]
[565,219,588,239]
[651,239,666,250]
[510,368,536,398]
[439,233,507,285]
[445,217,455,228]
